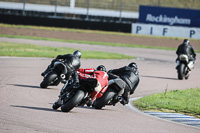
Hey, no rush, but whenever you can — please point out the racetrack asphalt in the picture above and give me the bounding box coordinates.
[0,37,200,133]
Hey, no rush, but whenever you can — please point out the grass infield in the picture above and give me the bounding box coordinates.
[134,88,200,119]
[0,42,133,59]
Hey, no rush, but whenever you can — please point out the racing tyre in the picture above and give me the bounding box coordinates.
[178,63,185,80]
[61,90,85,112]
[40,71,58,88]
[94,88,116,109]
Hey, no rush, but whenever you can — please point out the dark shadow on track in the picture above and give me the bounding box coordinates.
[141,75,177,80]
[9,84,41,89]
[77,106,101,110]
[11,105,60,112]
[77,106,116,111]
[8,84,57,89]
[10,105,93,113]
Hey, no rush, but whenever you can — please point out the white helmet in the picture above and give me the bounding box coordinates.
[183,39,190,45]
[73,50,81,59]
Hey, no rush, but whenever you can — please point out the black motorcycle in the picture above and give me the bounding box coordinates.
[177,54,191,80]
[40,60,68,88]
[52,78,97,112]
[93,74,126,109]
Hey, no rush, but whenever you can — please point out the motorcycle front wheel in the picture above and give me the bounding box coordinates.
[94,88,116,109]
[61,90,85,112]
[40,71,59,88]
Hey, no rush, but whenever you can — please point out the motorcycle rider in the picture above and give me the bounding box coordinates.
[41,50,81,79]
[77,65,108,106]
[176,39,196,70]
[108,62,140,105]
[51,50,82,109]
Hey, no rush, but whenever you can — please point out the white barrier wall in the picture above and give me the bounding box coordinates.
[131,23,200,39]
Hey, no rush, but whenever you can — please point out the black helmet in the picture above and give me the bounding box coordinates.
[183,39,190,45]
[128,62,138,69]
[73,50,81,59]
[96,65,106,72]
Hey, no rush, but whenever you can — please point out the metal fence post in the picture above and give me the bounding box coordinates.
[66,0,68,6]
[70,0,75,8]
[119,2,122,22]
[55,0,58,16]
[112,0,115,9]
[158,0,161,6]
[23,0,26,15]
[86,0,90,19]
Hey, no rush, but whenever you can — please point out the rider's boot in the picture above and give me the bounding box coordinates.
[86,98,92,107]
[41,66,51,76]
[175,60,180,70]
[112,95,121,106]
[120,96,129,105]
[52,98,62,110]
[120,91,129,105]
[41,59,56,76]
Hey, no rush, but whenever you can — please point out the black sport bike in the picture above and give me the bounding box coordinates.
[52,78,98,112]
[40,60,68,88]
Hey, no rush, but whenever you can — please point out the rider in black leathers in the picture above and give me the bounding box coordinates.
[41,50,81,85]
[108,62,140,105]
[176,39,196,70]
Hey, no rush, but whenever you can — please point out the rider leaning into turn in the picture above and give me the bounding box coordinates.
[108,62,140,105]
[176,39,196,70]
[41,50,82,81]
[77,65,109,105]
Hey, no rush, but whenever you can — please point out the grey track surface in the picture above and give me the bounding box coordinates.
[0,37,200,133]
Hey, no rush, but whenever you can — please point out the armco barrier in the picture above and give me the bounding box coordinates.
[0,14,132,33]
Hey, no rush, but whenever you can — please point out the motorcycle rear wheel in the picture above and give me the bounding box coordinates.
[61,90,85,112]
[178,63,185,80]
[94,88,116,109]
[40,71,58,88]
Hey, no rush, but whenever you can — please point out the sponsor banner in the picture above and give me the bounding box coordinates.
[139,5,200,28]
[132,23,200,39]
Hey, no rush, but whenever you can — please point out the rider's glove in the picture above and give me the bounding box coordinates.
[107,70,112,73]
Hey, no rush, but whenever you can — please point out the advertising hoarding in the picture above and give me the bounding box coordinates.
[132,23,200,39]
[139,5,200,28]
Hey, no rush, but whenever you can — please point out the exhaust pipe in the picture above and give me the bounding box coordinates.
[60,74,65,79]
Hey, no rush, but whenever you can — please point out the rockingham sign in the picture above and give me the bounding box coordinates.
[132,5,200,39]
[145,14,191,26]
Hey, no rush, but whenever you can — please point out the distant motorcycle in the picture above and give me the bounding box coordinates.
[177,54,193,80]
[93,73,126,109]
[40,60,68,88]
[52,78,98,112]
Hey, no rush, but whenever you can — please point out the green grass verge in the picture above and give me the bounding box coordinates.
[133,88,200,118]
[0,42,133,59]
[0,34,179,51]
[0,23,200,53]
